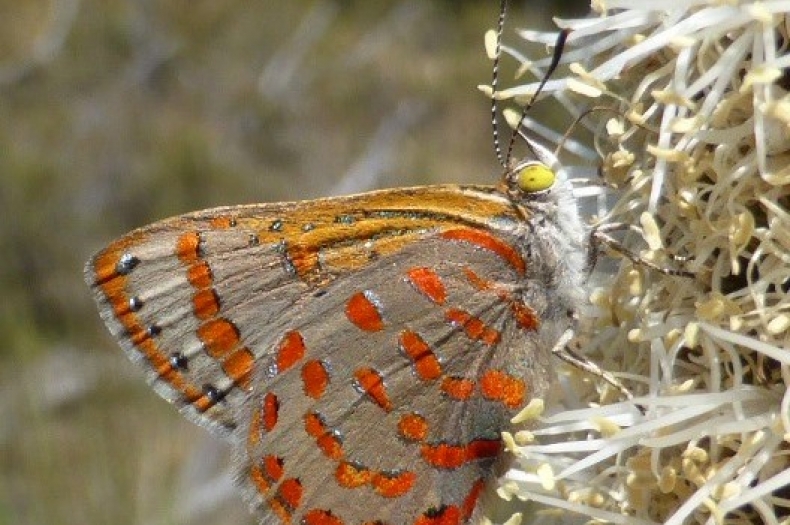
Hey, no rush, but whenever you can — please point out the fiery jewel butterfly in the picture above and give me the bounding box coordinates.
[84,4,586,525]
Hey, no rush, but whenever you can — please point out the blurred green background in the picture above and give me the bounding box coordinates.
[1,1,586,524]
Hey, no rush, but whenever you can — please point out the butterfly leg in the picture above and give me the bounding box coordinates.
[550,327,634,401]
[589,223,695,278]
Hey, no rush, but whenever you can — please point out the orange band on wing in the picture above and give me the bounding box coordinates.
[441,229,525,274]
[93,240,213,414]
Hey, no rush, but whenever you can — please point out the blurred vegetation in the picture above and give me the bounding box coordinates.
[0,1,585,524]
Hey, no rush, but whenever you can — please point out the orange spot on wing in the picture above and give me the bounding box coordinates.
[421,440,500,469]
[440,377,475,400]
[268,499,290,523]
[191,393,214,413]
[441,229,525,275]
[335,462,372,488]
[264,455,284,482]
[420,443,466,469]
[317,433,343,460]
[336,462,415,498]
[250,462,270,493]
[209,216,236,229]
[480,370,526,409]
[192,289,220,320]
[484,328,501,345]
[464,313,485,339]
[446,308,473,333]
[511,301,539,331]
[398,413,428,442]
[222,347,253,388]
[462,479,485,519]
[302,360,329,399]
[346,291,384,332]
[372,470,416,498]
[176,232,201,263]
[263,393,279,432]
[399,331,442,381]
[287,244,321,284]
[480,325,501,345]
[415,505,462,525]
[93,252,127,285]
[462,267,491,291]
[463,267,539,332]
[278,478,303,509]
[304,509,344,525]
[465,439,502,460]
[354,368,392,412]
[276,331,306,373]
[304,412,323,437]
[187,261,212,288]
[304,412,344,460]
[248,406,262,447]
[406,267,447,304]
[197,318,240,359]
[445,309,500,346]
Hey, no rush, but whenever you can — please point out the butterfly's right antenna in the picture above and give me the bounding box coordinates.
[505,29,569,165]
[490,0,569,168]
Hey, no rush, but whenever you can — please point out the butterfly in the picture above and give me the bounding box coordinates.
[84,5,589,525]
[84,139,588,525]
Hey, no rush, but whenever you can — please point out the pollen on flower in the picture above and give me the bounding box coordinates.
[491,1,790,524]
[502,512,523,525]
[496,481,519,502]
[658,466,677,494]
[536,464,554,491]
[500,432,518,454]
[639,213,663,251]
[590,416,620,438]
[513,431,534,446]
[509,398,544,424]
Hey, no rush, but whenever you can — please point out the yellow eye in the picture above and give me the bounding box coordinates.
[517,164,555,192]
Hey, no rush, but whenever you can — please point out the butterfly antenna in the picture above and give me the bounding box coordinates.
[491,0,509,169]
[503,28,570,166]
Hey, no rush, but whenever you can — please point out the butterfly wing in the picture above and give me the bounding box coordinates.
[238,234,556,525]
[85,184,560,523]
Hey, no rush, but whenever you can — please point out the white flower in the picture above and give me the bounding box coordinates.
[492,2,790,524]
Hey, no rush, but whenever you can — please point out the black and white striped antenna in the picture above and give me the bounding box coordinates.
[490,0,569,169]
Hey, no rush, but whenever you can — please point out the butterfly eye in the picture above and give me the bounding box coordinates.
[516,163,555,193]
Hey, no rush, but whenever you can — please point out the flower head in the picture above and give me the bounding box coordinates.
[491,2,790,524]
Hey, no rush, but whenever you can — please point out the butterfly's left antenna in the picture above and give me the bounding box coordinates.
[490,0,569,168]
[490,0,509,170]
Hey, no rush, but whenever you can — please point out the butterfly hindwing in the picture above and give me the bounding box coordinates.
[237,233,554,525]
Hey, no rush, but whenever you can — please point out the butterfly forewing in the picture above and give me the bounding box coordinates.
[85,184,565,524]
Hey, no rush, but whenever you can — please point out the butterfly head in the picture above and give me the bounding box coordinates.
[502,138,573,207]
[503,136,588,267]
